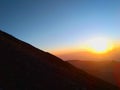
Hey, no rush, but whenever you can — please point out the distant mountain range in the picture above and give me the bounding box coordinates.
[0,30,119,90]
[67,60,120,87]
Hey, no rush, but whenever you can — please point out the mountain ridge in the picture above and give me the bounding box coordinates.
[0,30,119,89]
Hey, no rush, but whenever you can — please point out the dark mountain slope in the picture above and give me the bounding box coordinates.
[0,30,119,90]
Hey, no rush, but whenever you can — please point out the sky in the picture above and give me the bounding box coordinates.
[0,0,120,58]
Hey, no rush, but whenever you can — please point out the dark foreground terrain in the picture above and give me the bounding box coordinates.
[0,30,119,90]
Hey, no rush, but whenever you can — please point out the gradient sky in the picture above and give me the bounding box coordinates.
[0,0,120,53]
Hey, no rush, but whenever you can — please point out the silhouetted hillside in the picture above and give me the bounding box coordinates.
[0,30,119,90]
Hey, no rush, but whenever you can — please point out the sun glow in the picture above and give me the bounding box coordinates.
[85,37,114,54]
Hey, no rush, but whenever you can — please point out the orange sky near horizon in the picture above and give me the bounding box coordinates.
[51,39,120,61]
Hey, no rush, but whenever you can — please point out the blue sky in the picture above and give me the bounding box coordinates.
[0,0,120,52]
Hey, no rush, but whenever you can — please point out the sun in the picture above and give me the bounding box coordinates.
[86,37,114,54]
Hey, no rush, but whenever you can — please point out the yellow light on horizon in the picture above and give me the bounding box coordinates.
[84,37,114,54]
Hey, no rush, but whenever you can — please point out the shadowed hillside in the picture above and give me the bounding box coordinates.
[0,30,119,90]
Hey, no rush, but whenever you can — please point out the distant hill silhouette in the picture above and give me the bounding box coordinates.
[67,60,120,87]
[0,30,119,90]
